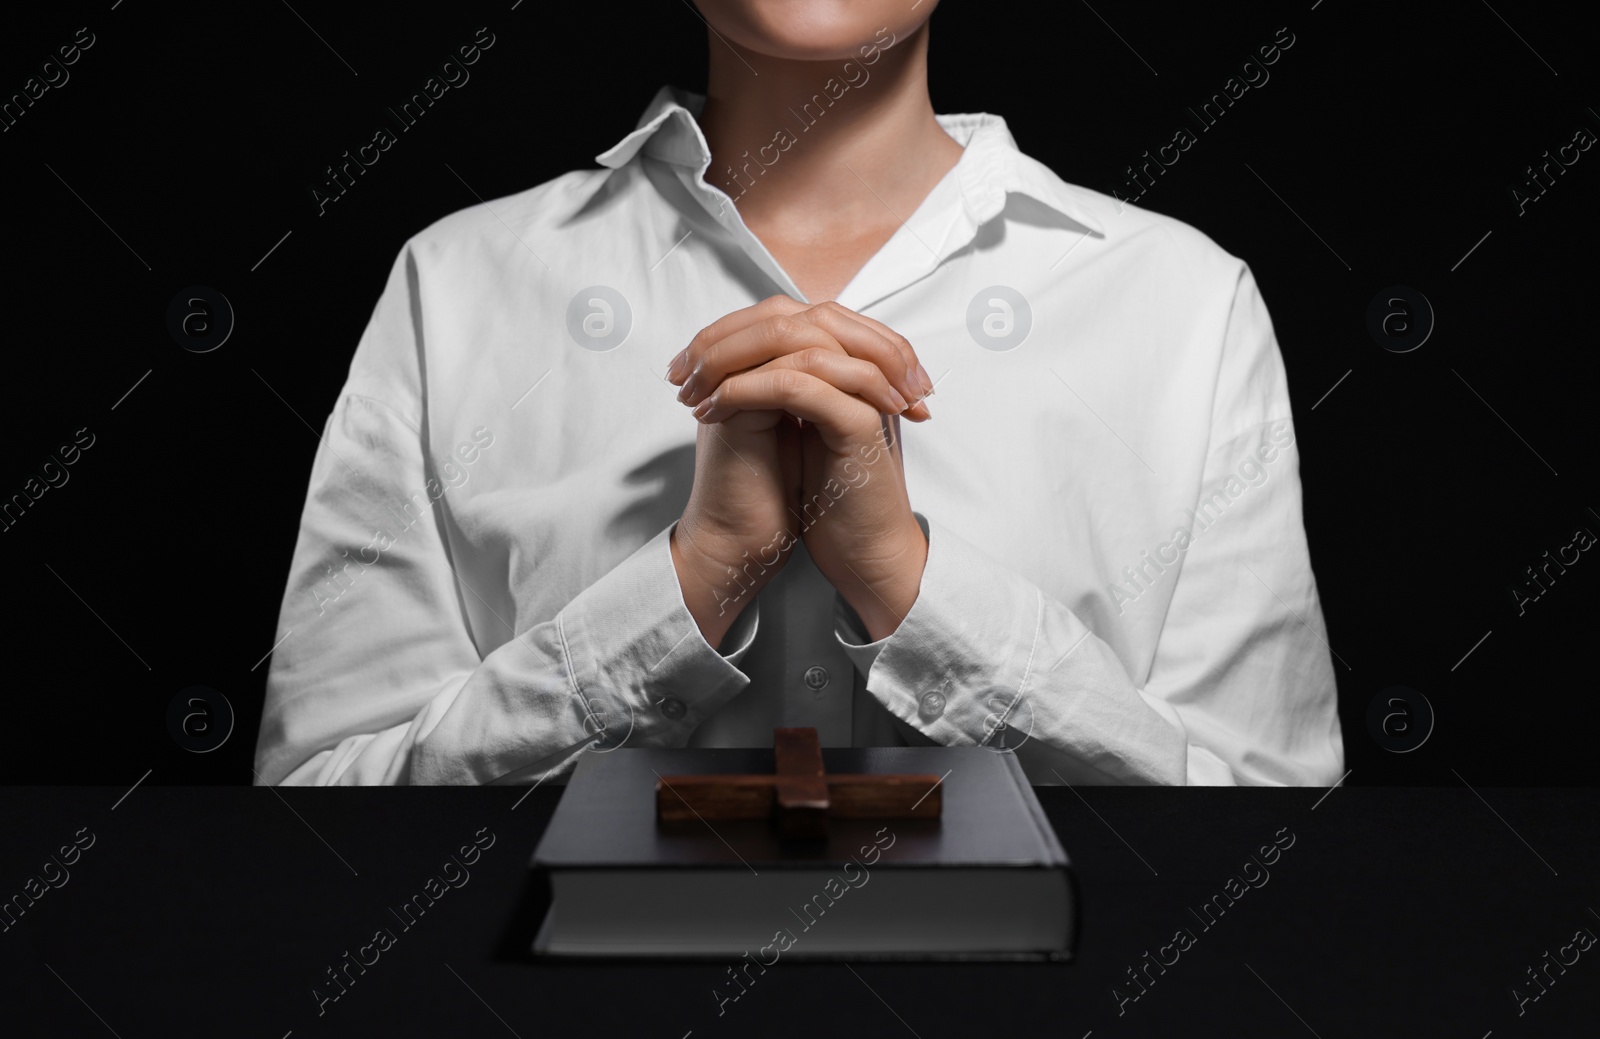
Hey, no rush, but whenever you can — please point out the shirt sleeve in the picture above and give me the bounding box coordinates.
[833,265,1344,786]
[253,246,757,786]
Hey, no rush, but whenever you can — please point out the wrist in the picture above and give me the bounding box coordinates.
[671,521,786,647]
[836,515,927,642]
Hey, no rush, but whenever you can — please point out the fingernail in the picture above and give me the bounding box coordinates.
[667,349,688,381]
[692,397,715,421]
[677,374,696,403]
[889,388,909,413]
[917,363,935,396]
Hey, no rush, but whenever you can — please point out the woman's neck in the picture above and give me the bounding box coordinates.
[696,23,963,299]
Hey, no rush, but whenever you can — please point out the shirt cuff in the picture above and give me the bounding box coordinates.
[842,512,1038,747]
[719,600,760,666]
[556,521,752,742]
[834,595,890,674]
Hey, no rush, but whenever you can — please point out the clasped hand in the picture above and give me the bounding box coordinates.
[666,295,932,647]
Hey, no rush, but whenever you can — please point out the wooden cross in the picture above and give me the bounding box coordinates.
[655,727,943,838]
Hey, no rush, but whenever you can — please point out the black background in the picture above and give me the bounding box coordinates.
[2,0,1596,786]
[2,786,1596,1037]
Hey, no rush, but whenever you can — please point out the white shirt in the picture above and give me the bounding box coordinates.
[254,86,1344,787]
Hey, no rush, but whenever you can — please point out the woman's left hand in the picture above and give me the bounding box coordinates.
[684,305,930,641]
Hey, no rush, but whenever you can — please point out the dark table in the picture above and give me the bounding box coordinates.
[3,786,1595,1038]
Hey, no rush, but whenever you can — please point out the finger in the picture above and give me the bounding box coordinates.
[800,301,932,409]
[677,305,932,420]
[693,368,879,454]
[717,407,787,435]
[667,295,806,383]
[672,299,931,420]
[675,311,847,407]
[835,309,936,415]
[760,348,910,417]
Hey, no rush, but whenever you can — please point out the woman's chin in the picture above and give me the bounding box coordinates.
[694,0,928,62]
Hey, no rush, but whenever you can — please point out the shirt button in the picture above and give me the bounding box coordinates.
[803,666,830,692]
[919,691,947,719]
[657,696,687,720]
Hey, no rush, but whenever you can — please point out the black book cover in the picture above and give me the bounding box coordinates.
[530,745,1076,960]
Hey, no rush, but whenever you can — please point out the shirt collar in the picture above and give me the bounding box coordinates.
[596,85,1107,238]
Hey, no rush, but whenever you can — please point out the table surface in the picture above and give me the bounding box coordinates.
[3,786,1595,1038]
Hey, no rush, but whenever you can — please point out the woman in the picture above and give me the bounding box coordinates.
[254,1,1344,786]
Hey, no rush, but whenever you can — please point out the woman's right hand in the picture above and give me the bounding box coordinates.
[668,295,932,647]
[670,399,802,649]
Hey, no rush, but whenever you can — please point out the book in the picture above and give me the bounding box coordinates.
[529,745,1074,960]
